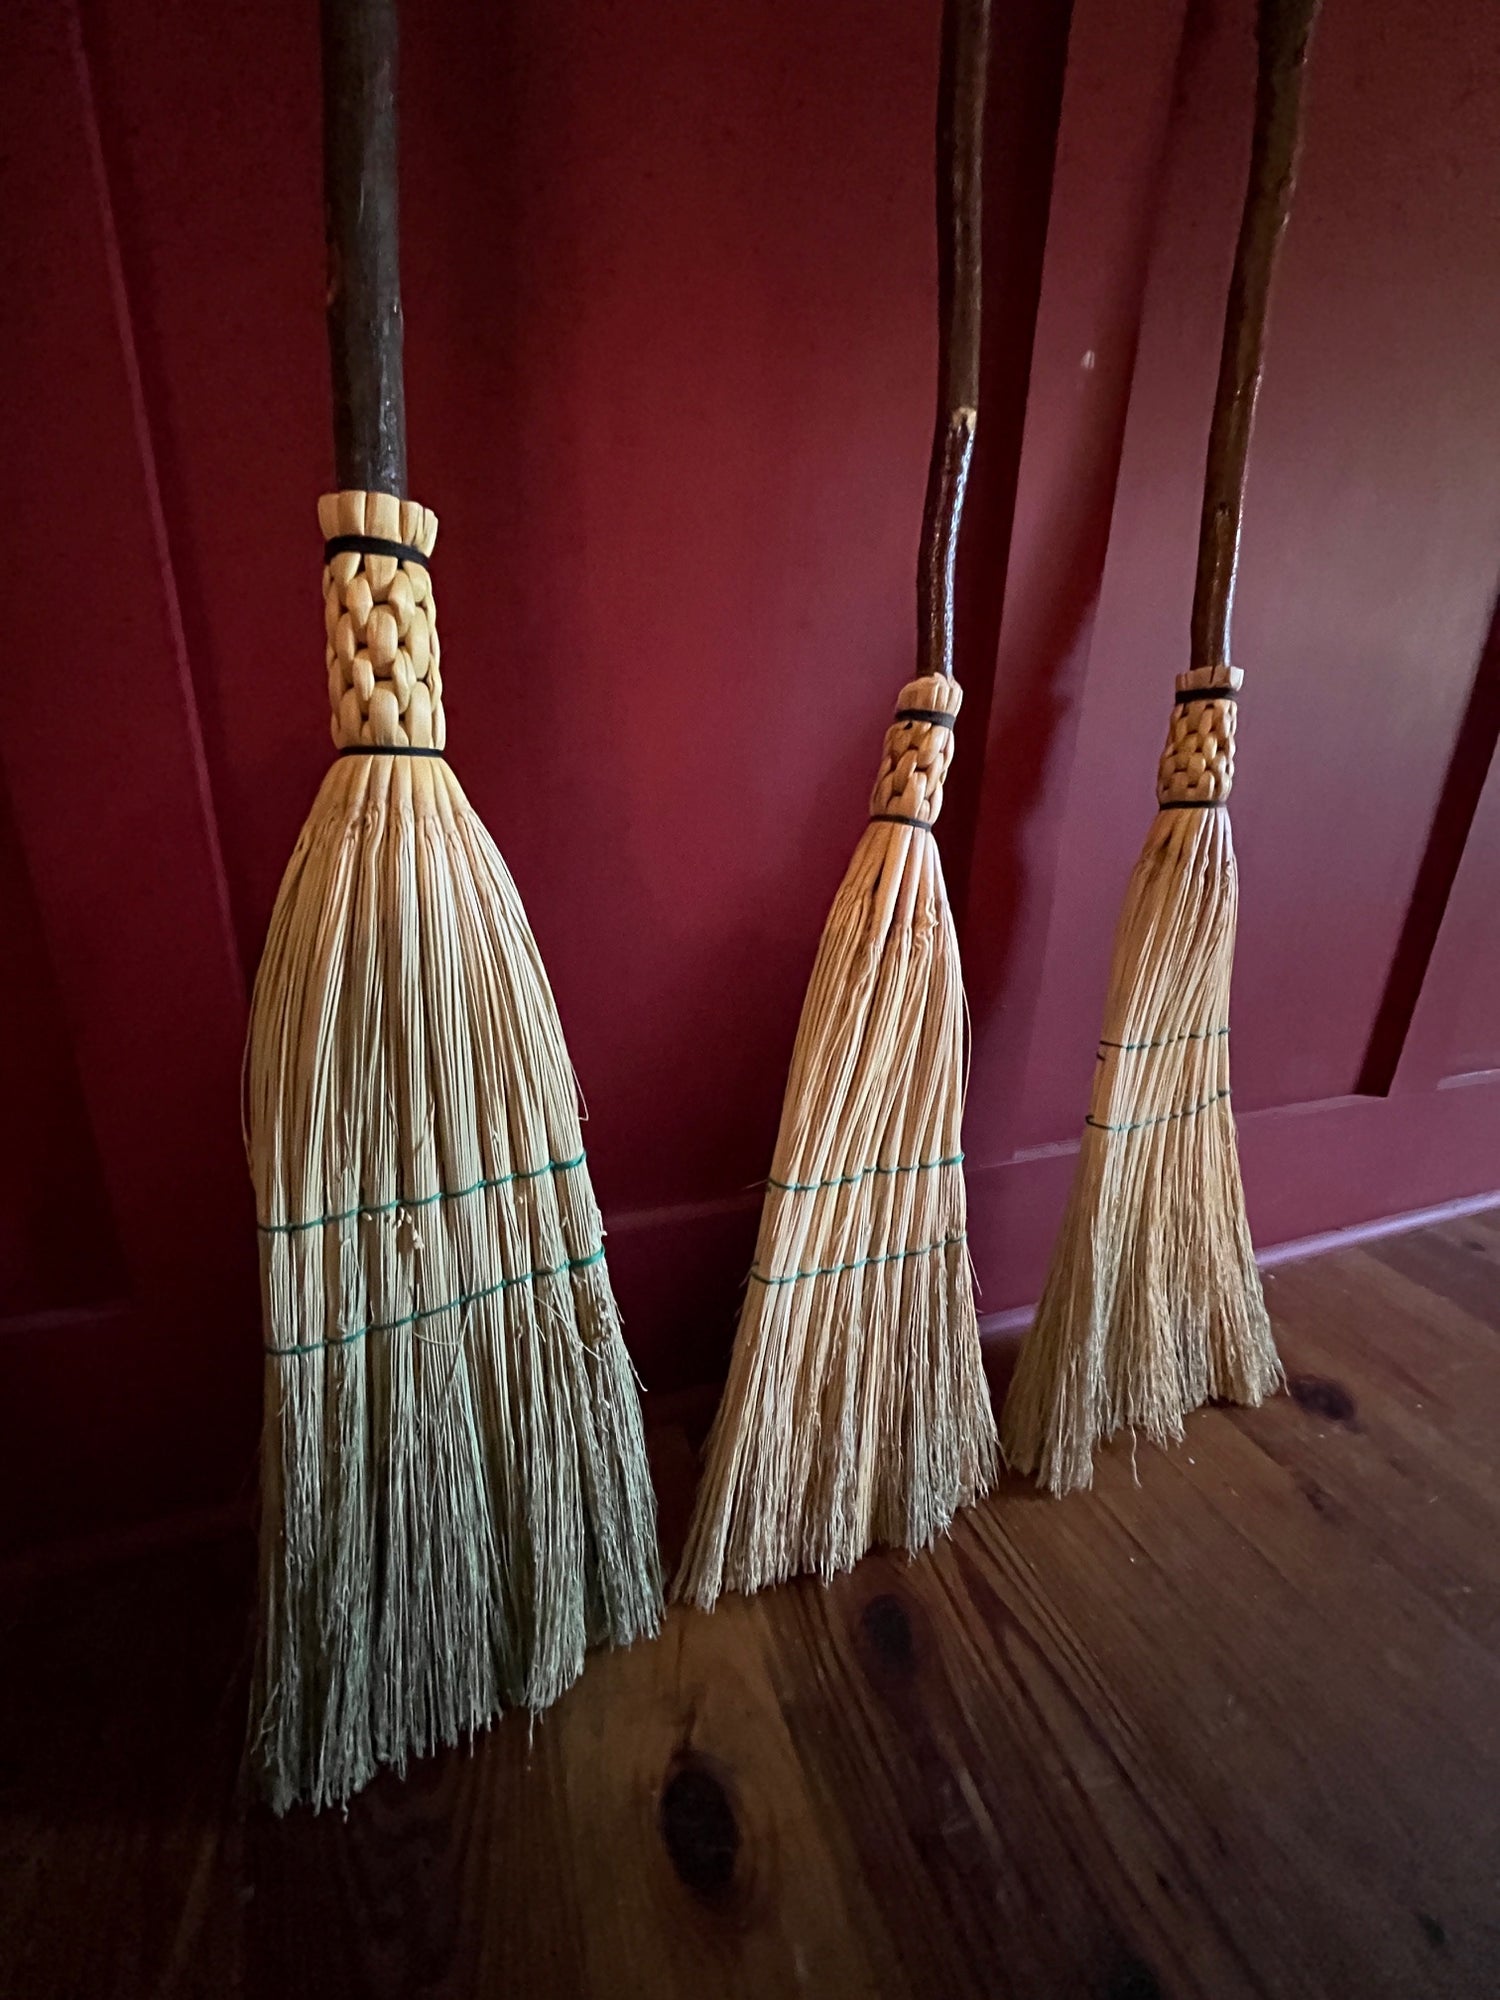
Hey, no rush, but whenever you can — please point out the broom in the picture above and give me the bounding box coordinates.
[1001,0,1322,1496]
[247,0,661,1812]
[675,0,998,1610]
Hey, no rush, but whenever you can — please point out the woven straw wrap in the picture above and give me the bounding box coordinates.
[1157,665,1241,806]
[319,490,443,750]
[870,672,962,823]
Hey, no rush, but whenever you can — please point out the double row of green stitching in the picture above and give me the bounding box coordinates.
[1097,1026,1229,1053]
[768,1151,964,1194]
[258,1152,587,1237]
[265,1244,606,1356]
[749,1231,966,1290]
[1086,1089,1230,1136]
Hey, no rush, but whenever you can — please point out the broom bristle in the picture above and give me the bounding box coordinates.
[1001,667,1282,1495]
[675,675,998,1609]
[247,495,660,1812]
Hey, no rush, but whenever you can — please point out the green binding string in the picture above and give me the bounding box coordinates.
[1097,1026,1229,1054]
[749,1231,966,1290]
[1086,1089,1230,1136]
[265,1245,607,1356]
[768,1151,964,1195]
[258,1151,587,1236]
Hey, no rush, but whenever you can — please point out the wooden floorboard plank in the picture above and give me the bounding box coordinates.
[542,1591,893,2000]
[1253,1257,1500,1644]
[757,1532,1189,1999]
[0,1535,249,2000]
[995,1424,1500,1998]
[1367,1214,1500,1335]
[247,1712,592,2000]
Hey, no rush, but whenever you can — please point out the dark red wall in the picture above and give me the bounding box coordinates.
[5,0,1499,1555]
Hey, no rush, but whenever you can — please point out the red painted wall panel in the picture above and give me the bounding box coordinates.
[4,0,259,1550]
[0,780,122,1315]
[3,0,1498,1553]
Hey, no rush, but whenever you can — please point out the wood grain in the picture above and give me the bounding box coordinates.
[917,0,989,683]
[3,1213,1498,1998]
[1191,0,1322,668]
[322,0,406,494]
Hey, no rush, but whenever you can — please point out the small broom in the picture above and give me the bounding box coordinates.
[247,0,661,1812]
[1001,0,1322,1496]
[675,0,998,1610]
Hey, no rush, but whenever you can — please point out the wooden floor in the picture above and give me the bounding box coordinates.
[4,1212,1500,1999]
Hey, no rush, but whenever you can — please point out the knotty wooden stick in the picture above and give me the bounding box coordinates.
[322,0,407,493]
[917,0,989,682]
[1192,0,1321,669]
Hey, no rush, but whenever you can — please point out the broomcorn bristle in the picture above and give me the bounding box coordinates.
[248,498,660,1813]
[675,676,998,1609]
[1002,668,1282,1495]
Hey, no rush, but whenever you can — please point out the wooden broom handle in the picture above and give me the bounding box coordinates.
[917,0,989,681]
[322,0,407,495]
[1191,0,1321,669]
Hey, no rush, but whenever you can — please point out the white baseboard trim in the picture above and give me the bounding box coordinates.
[978,1186,1500,1342]
[1255,1188,1500,1270]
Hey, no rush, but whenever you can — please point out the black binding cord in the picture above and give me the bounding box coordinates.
[1174,686,1238,705]
[323,533,430,569]
[338,745,445,758]
[894,707,956,728]
[869,811,934,830]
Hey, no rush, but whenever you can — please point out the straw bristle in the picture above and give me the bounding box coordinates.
[675,676,998,1609]
[247,749,661,1813]
[1002,694,1282,1495]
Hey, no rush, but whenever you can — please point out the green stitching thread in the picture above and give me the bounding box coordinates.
[1086,1090,1230,1135]
[265,1245,607,1356]
[1097,1027,1229,1053]
[749,1232,965,1289]
[768,1151,964,1194]
[258,1151,587,1237]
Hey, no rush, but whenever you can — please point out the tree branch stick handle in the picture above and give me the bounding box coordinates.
[1191,0,1322,670]
[322,0,407,495]
[917,0,990,681]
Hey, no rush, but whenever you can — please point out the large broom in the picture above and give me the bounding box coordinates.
[675,0,998,1610]
[1001,0,1321,1496]
[247,0,661,1812]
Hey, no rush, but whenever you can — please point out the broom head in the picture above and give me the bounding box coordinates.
[1001,665,1283,1495]
[675,673,998,1608]
[247,492,661,1812]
